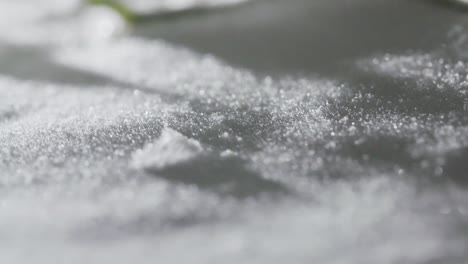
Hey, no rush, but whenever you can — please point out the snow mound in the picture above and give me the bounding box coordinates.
[132,128,204,171]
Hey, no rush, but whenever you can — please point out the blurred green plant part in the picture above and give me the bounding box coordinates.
[86,0,252,24]
[86,0,136,22]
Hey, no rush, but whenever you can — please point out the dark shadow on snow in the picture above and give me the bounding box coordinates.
[144,154,289,198]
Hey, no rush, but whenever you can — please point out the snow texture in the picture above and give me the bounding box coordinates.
[0,1,467,263]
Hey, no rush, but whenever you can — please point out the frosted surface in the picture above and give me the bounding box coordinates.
[0,0,467,263]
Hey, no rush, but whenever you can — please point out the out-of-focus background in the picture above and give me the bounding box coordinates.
[0,0,467,263]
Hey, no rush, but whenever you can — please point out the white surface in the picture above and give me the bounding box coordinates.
[0,1,467,263]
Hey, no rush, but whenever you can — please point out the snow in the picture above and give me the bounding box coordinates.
[132,128,204,171]
[0,0,467,263]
